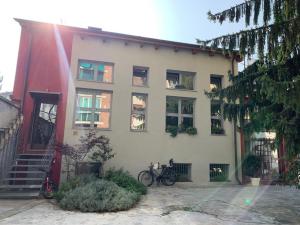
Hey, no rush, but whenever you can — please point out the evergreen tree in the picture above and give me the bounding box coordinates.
[201,0,300,178]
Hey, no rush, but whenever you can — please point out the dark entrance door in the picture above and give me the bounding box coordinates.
[29,91,60,150]
[30,102,57,149]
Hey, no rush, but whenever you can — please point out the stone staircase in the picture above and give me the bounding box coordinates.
[0,153,52,198]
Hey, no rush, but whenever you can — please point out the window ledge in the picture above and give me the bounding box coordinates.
[77,79,114,84]
[166,88,197,92]
[210,133,226,136]
[132,85,149,88]
[73,127,112,131]
[130,130,148,133]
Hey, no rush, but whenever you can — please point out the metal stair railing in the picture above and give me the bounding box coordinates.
[39,126,57,179]
[0,115,23,183]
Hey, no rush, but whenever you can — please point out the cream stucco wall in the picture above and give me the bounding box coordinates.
[62,34,240,185]
[0,98,19,129]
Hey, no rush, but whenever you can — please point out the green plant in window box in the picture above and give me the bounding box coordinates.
[186,127,197,135]
[167,125,197,137]
[178,124,187,133]
[166,125,178,137]
[211,127,225,135]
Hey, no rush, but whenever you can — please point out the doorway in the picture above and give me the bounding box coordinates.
[30,102,57,149]
[29,92,60,150]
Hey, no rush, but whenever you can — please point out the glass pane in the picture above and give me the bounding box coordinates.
[39,103,57,123]
[181,74,194,90]
[131,114,146,130]
[97,71,104,82]
[166,72,179,89]
[132,94,147,111]
[133,67,147,86]
[94,112,110,129]
[181,117,193,128]
[211,103,221,118]
[166,116,178,127]
[95,92,111,109]
[166,97,178,113]
[96,64,113,82]
[210,77,222,92]
[79,62,94,80]
[77,94,93,108]
[75,110,92,127]
[181,99,194,114]
[211,119,224,134]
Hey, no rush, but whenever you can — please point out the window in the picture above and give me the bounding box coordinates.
[173,163,192,182]
[166,70,195,90]
[75,90,112,129]
[78,60,113,83]
[210,75,224,134]
[211,101,224,134]
[130,93,147,131]
[133,66,148,86]
[210,164,229,182]
[210,76,222,92]
[166,97,194,129]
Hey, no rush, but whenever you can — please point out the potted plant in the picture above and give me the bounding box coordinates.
[244,154,262,186]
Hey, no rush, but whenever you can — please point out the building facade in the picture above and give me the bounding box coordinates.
[12,19,243,186]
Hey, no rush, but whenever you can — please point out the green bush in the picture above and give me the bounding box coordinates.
[59,180,139,212]
[54,174,97,202]
[105,168,147,195]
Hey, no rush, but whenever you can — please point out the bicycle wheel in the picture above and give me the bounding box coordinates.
[139,171,154,187]
[42,181,58,199]
[161,168,176,186]
[138,170,148,182]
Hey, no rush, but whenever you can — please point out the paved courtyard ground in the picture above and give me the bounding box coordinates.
[0,185,299,225]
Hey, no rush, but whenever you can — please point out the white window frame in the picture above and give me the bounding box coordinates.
[132,66,149,87]
[166,70,195,90]
[130,93,148,131]
[166,96,195,128]
[74,89,112,129]
[210,74,225,135]
[77,59,114,83]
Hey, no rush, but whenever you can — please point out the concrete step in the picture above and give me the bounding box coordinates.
[16,154,51,159]
[12,164,49,168]
[8,170,45,174]
[15,159,48,162]
[4,177,44,181]
[0,191,40,199]
[0,184,42,189]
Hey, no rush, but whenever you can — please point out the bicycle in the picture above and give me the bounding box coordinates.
[39,159,58,199]
[138,159,176,186]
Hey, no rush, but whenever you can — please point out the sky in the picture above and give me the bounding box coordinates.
[0,0,245,92]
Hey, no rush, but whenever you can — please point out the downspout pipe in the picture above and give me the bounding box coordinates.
[21,27,33,113]
[232,56,242,185]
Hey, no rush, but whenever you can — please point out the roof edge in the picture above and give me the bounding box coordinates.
[14,18,242,61]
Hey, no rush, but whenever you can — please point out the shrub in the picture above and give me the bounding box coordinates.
[105,168,147,195]
[59,180,139,212]
[54,174,97,202]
